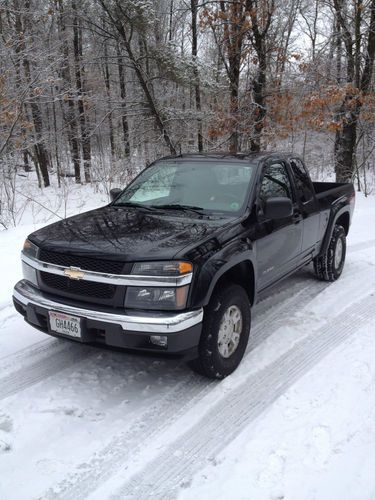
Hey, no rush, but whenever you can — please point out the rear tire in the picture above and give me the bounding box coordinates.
[313,224,346,281]
[189,284,251,379]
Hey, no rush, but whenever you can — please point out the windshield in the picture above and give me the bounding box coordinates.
[113,160,255,214]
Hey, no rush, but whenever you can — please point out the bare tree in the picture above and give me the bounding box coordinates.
[72,0,91,182]
[247,0,275,152]
[56,0,81,182]
[13,0,50,187]
[98,0,177,155]
[191,0,203,151]
[332,0,375,181]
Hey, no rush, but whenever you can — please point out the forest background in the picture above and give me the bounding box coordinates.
[1,0,375,228]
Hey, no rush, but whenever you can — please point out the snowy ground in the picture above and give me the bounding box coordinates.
[0,182,375,500]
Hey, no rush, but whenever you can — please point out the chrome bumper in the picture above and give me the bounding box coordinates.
[13,280,203,334]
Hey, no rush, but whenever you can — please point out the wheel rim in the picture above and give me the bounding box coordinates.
[335,238,343,269]
[217,305,243,358]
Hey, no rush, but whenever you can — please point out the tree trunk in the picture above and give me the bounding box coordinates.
[247,0,272,153]
[51,83,62,187]
[169,0,174,42]
[219,0,243,152]
[116,44,131,157]
[333,0,375,182]
[103,38,116,159]
[228,82,240,153]
[57,0,81,183]
[250,46,267,152]
[72,1,91,183]
[334,112,357,182]
[191,0,203,151]
[14,0,50,187]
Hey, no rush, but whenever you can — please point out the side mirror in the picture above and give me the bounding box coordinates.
[110,188,122,202]
[263,197,293,219]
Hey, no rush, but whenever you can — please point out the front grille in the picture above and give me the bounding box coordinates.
[39,249,125,274]
[41,272,116,299]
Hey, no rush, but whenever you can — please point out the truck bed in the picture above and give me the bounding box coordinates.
[312,181,353,200]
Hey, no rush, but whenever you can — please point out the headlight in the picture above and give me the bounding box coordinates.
[23,239,39,259]
[127,261,192,310]
[132,261,192,276]
[125,285,189,310]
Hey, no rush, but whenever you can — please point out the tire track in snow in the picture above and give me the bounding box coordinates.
[7,261,365,497]
[0,342,95,401]
[0,338,63,375]
[0,271,316,402]
[348,238,375,253]
[0,305,16,324]
[116,293,375,500]
[0,237,365,379]
[0,259,361,409]
[44,374,215,500]
[0,284,304,412]
[45,278,330,500]
[46,260,367,500]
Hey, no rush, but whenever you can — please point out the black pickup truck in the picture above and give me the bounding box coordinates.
[13,152,355,378]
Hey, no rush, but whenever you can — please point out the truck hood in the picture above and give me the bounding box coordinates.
[28,206,232,261]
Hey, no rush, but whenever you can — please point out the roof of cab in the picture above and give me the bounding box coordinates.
[157,151,293,163]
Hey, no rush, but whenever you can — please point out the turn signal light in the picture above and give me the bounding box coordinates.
[177,262,193,274]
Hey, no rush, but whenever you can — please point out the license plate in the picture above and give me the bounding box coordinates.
[49,311,81,338]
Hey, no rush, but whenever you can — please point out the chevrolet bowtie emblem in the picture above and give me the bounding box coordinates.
[64,267,85,280]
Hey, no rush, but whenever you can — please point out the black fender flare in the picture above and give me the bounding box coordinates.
[320,205,350,256]
[202,252,257,307]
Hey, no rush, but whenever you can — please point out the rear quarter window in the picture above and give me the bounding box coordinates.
[290,158,314,204]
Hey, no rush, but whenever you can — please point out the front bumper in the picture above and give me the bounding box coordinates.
[13,280,203,356]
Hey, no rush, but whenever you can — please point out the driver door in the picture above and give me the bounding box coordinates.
[255,161,303,290]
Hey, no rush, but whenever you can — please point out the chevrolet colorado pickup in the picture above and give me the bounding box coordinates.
[13,152,355,378]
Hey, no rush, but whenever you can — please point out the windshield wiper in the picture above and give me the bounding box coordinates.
[154,204,205,215]
[113,202,155,211]
[114,202,206,216]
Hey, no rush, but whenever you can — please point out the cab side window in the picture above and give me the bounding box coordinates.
[259,163,293,204]
[290,158,314,203]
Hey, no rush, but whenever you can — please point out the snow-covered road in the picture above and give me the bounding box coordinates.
[0,194,375,500]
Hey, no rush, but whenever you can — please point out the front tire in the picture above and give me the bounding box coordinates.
[189,284,251,379]
[313,224,346,281]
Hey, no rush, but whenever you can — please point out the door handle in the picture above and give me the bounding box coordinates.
[293,211,302,224]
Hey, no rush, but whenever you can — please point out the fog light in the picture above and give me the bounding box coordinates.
[150,335,168,348]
